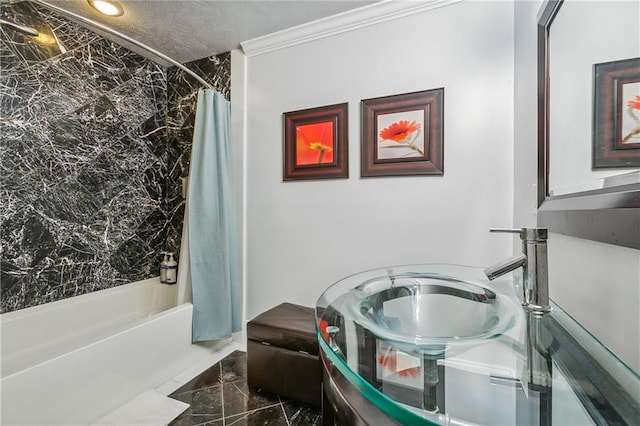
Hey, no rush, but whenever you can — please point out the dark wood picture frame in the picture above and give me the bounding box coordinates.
[593,57,640,168]
[361,89,444,177]
[283,103,348,181]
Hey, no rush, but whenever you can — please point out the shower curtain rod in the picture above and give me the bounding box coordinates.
[32,0,215,90]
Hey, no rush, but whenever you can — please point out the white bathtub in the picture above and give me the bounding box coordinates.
[1,278,227,425]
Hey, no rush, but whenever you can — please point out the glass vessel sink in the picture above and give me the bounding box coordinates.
[344,272,520,357]
[317,264,640,426]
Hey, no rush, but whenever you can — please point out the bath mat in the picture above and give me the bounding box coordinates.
[94,389,189,425]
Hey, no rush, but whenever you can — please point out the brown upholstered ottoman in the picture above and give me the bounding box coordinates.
[247,303,322,407]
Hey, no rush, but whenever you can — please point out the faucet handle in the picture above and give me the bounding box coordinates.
[490,228,522,234]
[490,227,547,241]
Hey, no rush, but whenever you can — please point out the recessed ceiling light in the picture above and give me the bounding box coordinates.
[87,0,124,17]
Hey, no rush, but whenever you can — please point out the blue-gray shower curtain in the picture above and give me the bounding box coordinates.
[188,89,240,342]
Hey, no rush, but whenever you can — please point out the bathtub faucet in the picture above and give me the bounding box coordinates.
[484,227,551,314]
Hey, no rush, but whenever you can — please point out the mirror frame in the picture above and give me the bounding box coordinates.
[537,0,640,250]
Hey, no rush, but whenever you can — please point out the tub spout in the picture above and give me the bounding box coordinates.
[484,227,551,314]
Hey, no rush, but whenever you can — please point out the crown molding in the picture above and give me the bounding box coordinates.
[240,0,464,57]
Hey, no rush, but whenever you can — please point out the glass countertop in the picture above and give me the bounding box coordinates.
[316,264,640,425]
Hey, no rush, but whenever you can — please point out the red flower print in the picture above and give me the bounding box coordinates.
[623,95,640,144]
[379,120,421,142]
[318,318,330,341]
[628,95,640,110]
[296,122,334,165]
[378,353,420,378]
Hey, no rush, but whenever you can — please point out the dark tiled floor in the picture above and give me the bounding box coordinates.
[168,351,322,426]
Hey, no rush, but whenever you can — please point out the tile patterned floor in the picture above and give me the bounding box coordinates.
[168,351,322,425]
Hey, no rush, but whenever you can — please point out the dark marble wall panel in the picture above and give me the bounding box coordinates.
[0,1,231,314]
[0,2,169,313]
[0,1,67,64]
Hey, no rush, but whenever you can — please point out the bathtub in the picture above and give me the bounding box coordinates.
[1,278,228,425]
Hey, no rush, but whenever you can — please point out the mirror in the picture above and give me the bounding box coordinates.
[537,0,640,249]
[548,1,639,194]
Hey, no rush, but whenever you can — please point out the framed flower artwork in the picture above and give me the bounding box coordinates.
[361,88,444,177]
[593,57,640,168]
[283,102,349,181]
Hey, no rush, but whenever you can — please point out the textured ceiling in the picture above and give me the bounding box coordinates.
[41,0,377,65]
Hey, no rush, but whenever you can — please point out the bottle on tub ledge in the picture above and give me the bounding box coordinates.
[160,252,178,285]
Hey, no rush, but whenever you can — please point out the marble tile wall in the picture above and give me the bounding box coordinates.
[0,1,231,313]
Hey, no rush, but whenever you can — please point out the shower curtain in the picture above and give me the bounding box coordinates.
[187,89,241,342]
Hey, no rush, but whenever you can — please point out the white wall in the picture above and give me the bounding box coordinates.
[514,0,640,371]
[548,234,640,371]
[242,1,515,320]
[230,49,247,342]
[513,0,541,232]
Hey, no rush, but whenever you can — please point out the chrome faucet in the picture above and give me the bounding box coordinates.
[484,227,551,314]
